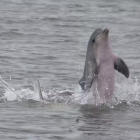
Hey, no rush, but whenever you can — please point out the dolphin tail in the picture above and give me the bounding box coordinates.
[114,56,129,78]
[37,80,44,101]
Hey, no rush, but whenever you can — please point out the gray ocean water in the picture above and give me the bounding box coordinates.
[0,0,140,139]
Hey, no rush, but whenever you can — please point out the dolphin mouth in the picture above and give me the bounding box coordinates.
[103,28,109,35]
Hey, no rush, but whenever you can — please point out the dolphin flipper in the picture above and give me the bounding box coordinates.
[79,75,93,91]
[114,56,129,78]
[79,59,98,91]
[79,76,85,90]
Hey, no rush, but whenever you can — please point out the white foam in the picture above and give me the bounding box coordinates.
[0,76,40,102]
[115,77,140,105]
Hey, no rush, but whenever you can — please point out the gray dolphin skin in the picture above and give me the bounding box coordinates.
[79,28,129,104]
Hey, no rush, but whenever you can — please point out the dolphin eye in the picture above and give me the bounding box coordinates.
[92,39,95,42]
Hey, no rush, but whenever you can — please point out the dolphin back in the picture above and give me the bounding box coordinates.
[79,28,103,90]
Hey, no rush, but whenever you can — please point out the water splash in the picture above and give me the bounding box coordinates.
[0,76,40,102]
[0,76,73,104]
[115,77,140,106]
[72,77,140,106]
[0,76,140,107]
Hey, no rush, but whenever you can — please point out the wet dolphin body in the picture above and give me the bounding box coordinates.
[79,28,129,104]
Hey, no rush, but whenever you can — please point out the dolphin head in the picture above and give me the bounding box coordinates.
[87,28,111,59]
[95,28,110,47]
[88,28,110,50]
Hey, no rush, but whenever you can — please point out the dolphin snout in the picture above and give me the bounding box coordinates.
[103,28,109,34]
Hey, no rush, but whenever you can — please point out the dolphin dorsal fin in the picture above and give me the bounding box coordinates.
[114,56,129,78]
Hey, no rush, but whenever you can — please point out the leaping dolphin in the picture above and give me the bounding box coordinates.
[79,28,129,104]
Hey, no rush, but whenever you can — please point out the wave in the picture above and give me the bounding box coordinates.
[0,30,45,38]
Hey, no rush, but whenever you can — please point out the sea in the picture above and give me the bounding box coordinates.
[0,0,140,139]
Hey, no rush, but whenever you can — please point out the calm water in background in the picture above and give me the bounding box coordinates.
[0,0,140,139]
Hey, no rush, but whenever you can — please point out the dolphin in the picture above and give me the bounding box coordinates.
[79,28,129,104]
